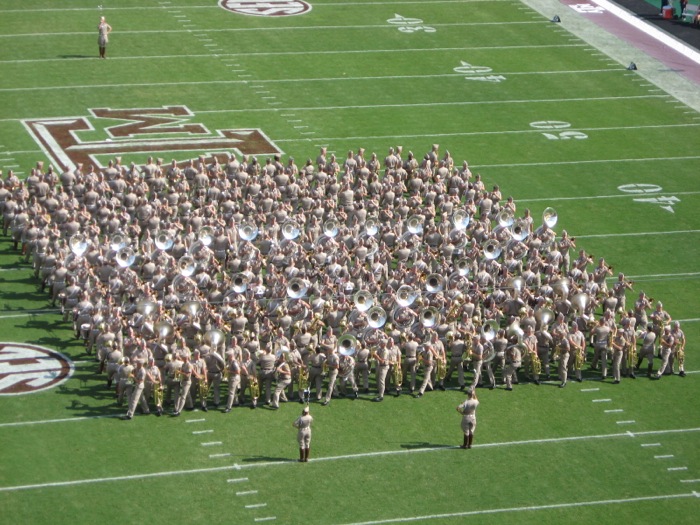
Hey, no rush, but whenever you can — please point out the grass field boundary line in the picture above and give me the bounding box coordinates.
[335,492,700,525]
[575,229,700,239]
[0,0,503,14]
[0,72,636,93]
[0,44,586,65]
[1,427,699,492]
[518,190,700,203]
[0,21,544,39]
[0,414,119,428]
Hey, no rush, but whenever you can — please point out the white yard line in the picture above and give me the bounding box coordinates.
[1,427,698,492]
[335,492,700,525]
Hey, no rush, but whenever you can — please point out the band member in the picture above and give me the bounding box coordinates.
[522,325,540,384]
[292,406,313,463]
[610,325,626,384]
[97,16,112,59]
[257,347,277,406]
[671,321,686,377]
[568,323,586,383]
[416,343,435,398]
[401,332,419,393]
[322,346,339,405]
[307,347,327,402]
[535,327,554,380]
[173,353,194,416]
[271,353,292,409]
[223,351,242,413]
[653,326,675,379]
[591,317,612,380]
[240,349,259,408]
[469,335,484,390]
[145,357,164,416]
[649,302,671,356]
[355,341,371,394]
[373,339,391,402]
[503,343,522,391]
[204,348,225,408]
[125,359,149,419]
[338,351,358,398]
[456,389,479,449]
[116,356,134,405]
[556,334,571,388]
[388,339,403,396]
[191,349,208,412]
[637,324,657,378]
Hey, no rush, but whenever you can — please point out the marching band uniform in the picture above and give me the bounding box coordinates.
[322,349,339,405]
[292,407,313,462]
[125,360,149,419]
[456,390,479,449]
[224,354,241,412]
[271,356,292,409]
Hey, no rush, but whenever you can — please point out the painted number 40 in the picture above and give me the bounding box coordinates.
[453,61,505,83]
[530,121,588,140]
[618,183,680,214]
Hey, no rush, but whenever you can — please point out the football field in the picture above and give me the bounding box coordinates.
[1,1,699,524]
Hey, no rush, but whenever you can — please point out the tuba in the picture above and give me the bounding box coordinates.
[282,220,301,241]
[155,230,174,251]
[177,255,196,277]
[367,306,387,329]
[323,219,339,238]
[199,226,214,246]
[507,320,524,343]
[497,208,515,228]
[396,285,418,307]
[420,307,440,328]
[364,217,379,237]
[232,273,249,294]
[452,208,470,230]
[425,274,445,294]
[238,222,259,242]
[287,278,308,299]
[69,233,89,257]
[481,319,499,341]
[116,246,136,268]
[338,334,358,356]
[406,214,423,235]
[542,207,558,228]
[511,218,530,242]
[353,290,374,312]
[482,239,502,260]
[110,233,128,252]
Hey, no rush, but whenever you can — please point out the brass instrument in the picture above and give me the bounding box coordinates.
[152,381,164,407]
[198,373,210,401]
[297,365,310,404]
[248,374,260,399]
[627,343,638,371]
[392,357,403,389]
[436,356,447,382]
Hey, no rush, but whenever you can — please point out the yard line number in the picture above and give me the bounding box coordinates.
[618,184,680,213]
[530,120,588,140]
[387,14,436,33]
[454,61,506,83]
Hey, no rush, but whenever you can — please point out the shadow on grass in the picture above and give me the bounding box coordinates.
[399,442,451,450]
[243,455,293,463]
[58,54,94,59]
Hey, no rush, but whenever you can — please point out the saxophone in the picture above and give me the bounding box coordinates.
[297,366,310,403]
[392,356,403,390]
[248,374,260,400]
[153,381,164,407]
[436,355,447,382]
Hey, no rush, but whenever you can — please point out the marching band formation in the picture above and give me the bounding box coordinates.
[0,144,687,420]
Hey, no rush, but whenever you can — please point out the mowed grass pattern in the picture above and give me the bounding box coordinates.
[0,1,699,524]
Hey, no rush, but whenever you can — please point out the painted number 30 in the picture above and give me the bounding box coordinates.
[529,121,588,140]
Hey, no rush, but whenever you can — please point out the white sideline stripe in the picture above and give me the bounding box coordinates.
[0,44,585,65]
[0,21,544,39]
[2,427,699,492]
[0,1,501,14]
[641,443,661,447]
[592,0,700,66]
[0,70,624,93]
[0,414,120,427]
[335,492,700,525]
[576,230,700,240]
[519,190,700,203]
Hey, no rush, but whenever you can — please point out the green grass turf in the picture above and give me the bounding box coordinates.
[1,0,699,524]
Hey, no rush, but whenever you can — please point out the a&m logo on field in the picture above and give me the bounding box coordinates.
[219,0,313,16]
[22,105,282,173]
[0,343,74,395]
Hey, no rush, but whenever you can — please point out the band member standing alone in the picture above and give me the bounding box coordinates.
[98,17,112,59]
[456,389,479,449]
[292,406,313,462]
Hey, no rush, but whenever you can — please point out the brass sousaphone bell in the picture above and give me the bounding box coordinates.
[337,334,358,356]
[354,290,374,312]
